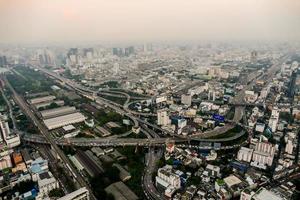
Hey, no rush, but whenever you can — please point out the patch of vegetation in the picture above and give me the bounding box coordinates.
[16,114,39,134]
[110,126,130,135]
[57,166,76,191]
[49,188,64,197]
[89,163,120,200]
[117,147,146,197]
[279,112,293,123]
[12,180,36,194]
[7,67,55,94]
[98,81,120,89]
[100,95,127,105]
[96,110,123,126]
[208,125,243,139]
[38,102,60,111]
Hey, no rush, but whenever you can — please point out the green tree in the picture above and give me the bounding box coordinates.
[49,188,64,197]
[106,166,120,182]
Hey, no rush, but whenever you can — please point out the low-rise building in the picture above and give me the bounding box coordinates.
[43,112,86,130]
[37,171,59,198]
[105,181,138,200]
[57,187,90,200]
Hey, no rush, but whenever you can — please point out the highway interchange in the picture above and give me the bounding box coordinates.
[4,55,289,200]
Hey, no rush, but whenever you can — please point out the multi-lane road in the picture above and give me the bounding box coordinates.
[3,77,97,200]
[11,54,288,199]
[22,130,246,148]
[141,126,167,200]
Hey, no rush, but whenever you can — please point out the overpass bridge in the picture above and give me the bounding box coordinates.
[22,129,246,149]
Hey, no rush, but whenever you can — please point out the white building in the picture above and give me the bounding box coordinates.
[237,147,253,163]
[57,187,90,200]
[43,112,86,130]
[0,119,20,148]
[38,171,59,198]
[255,123,265,133]
[244,91,258,103]
[206,164,221,177]
[240,189,255,200]
[181,94,192,106]
[285,140,293,154]
[251,142,276,169]
[177,119,187,129]
[0,155,12,170]
[252,188,283,200]
[268,107,280,132]
[29,95,56,104]
[40,106,76,119]
[156,165,181,189]
[157,110,170,126]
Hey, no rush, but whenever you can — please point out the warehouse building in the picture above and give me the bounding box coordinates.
[40,106,76,119]
[57,187,90,200]
[94,126,111,137]
[34,100,64,109]
[43,112,86,130]
[105,181,138,200]
[28,95,56,105]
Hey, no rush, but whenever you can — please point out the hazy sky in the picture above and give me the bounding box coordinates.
[0,0,300,44]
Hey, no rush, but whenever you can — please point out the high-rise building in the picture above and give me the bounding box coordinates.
[285,140,293,154]
[143,43,153,52]
[237,147,253,162]
[251,51,258,62]
[112,47,124,57]
[181,94,192,106]
[124,46,134,56]
[156,165,181,189]
[251,141,276,169]
[268,107,279,132]
[0,116,21,148]
[83,48,94,60]
[157,110,170,126]
[112,48,119,56]
[0,56,7,66]
[67,48,79,65]
[38,171,60,198]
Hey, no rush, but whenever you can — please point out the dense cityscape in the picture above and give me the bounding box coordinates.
[1,1,300,200]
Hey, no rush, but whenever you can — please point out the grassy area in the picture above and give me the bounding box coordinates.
[100,95,127,105]
[208,125,243,139]
[15,113,39,134]
[96,81,121,89]
[7,67,54,94]
[95,110,123,126]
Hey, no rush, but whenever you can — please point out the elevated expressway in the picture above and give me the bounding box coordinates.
[22,130,246,149]
[20,57,286,199]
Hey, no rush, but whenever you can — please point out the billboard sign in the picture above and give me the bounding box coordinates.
[155,96,167,104]
[213,114,225,122]
[123,119,131,125]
